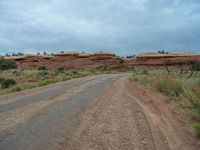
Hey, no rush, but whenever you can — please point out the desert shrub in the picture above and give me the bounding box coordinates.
[190,61,200,72]
[12,69,23,76]
[192,108,200,122]
[194,123,200,138]
[187,61,200,78]
[185,85,200,108]
[72,70,78,75]
[38,70,49,77]
[97,66,110,72]
[0,59,17,70]
[77,70,93,77]
[132,76,139,81]
[141,70,148,75]
[153,74,183,96]
[66,70,79,78]
[183,85,200,121]
[11,85,21,92]
[24,83,37,90]
[132,71,152,85]
[56,75,71,82]
[38,66,47,70]
[37,80,52,87]
[1,79,16,89]
[57,67,65,73]
[132,70,200,138]
[0,77,5,84]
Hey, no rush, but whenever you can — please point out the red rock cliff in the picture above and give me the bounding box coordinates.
[6,52,128,71]
[6,52,200,71]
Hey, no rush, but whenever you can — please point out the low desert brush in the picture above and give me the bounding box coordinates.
[153,73,183,96]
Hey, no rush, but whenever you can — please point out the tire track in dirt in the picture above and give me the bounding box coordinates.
[0,76,105,113]
[0,75,123,150]
[125,79,200,150]
[1,75,197,150]
[0,78,105,138]
[62,77,167,150]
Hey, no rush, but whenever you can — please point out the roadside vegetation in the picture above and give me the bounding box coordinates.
[131,63,200,138]
[0,59,117,96]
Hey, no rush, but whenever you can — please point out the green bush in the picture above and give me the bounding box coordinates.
[1,79,16,89]
[38,70,49,77]
[0,77,5,84]
[38,66,47,70]
[0,59,17,70]
[57,67,65,73]
[72,70,78,75]
[193,122,200,138]
[141,70,148,75]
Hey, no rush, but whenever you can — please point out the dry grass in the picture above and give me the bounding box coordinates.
[0,69,117,95]
[132,70,200,138]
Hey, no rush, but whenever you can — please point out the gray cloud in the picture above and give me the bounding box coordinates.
[0,0,200,55]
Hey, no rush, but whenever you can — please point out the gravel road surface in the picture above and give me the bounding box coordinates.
[0,74,199,150]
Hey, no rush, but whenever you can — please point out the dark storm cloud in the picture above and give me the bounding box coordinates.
[0,0,199,55]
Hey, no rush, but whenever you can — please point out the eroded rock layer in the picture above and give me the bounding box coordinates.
[6,53,200,71]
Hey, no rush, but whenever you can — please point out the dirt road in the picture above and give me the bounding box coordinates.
[0,74,199,150]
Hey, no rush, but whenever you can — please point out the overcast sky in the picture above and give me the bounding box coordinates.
[0,0,200,56]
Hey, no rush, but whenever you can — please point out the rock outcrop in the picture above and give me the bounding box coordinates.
[5,52,200,71]
[6,52,127,71]
[128,53,200,70]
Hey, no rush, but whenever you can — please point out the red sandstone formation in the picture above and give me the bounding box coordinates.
[5,52,200,71]
[6,52,127,71]
[130,53,200,70]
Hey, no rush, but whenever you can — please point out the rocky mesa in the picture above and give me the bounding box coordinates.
[5,52,200,71]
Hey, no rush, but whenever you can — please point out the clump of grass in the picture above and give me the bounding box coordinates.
[11,85,21,92]
[37,80,55,87]
[153,73,183,96]
[0,69,117,96]
[194,123,200,138]
[184,85,200,108]
[132,70,200,138]
[55,75,71,82]
[133,76,139,81]
[24,83,37,90]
